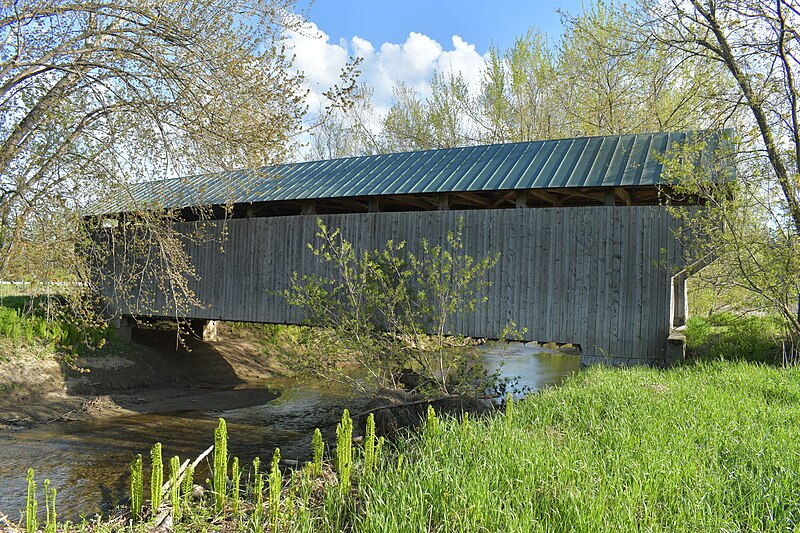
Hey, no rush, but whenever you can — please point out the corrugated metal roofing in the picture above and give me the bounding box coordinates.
[93,130,733,214]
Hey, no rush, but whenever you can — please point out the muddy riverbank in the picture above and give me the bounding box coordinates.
[0,323,290,429]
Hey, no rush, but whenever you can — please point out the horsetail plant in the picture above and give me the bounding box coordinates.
[269,448,282,531]
[150,443,163,511]
[364,413,376,474]
[169,455,181,522]
[181,465,194,511]
[44,479,56,533]
[505,392,514,428]
[213,418,228,513]
[376,436,385,463]
[252,457,263,530]
[231,456,241,521]
[25,468,37,533]
[336,409,353,494]
[130,454,143,518]
[425,405,439,435]
[311,428,324,476]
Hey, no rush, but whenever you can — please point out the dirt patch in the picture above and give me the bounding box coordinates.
[0,322,284,429]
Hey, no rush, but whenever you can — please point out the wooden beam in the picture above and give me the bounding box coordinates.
[559,189,605,204]
[490,191,515,209]
[515,190,528,208]
[604,189,616,206]
[528,189,562,207]
[615,187,632,206]
[387,195,435,210]
[438,193,451,210]
[301,200,316,215]
[453,192,491,206]
[368,198,381,213]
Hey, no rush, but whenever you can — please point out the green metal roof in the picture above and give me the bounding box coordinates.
[94,130,733,214]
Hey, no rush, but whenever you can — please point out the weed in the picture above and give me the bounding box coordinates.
[43,479,56,533]
[130,454,143,518]
[269,448,281,531]
[150,442,162,511]
[169,455,180,522]
[311,428,324,477]
[231,456,240,521]
[25,468,37,533]
[336,409,353,494]
[213,418,228,513]
[251,457,263,530]
[363,413,376,474]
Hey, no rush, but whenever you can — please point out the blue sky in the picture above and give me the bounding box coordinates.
[300,0,585,54]
[287,0,588,129]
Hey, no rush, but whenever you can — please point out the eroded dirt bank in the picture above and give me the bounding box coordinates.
[0,323,286,429]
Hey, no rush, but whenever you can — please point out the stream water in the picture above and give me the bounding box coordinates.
[0,344,578,523]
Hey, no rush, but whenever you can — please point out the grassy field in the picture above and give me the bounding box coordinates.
[353,361,800,532]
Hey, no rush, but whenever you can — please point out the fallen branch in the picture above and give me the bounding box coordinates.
[160,444,214,500]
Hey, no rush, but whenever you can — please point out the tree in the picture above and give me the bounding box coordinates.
[284,219,500,396]
[475,30,563,142]
[308,84,382,160]
[645,0,800,340]
[382,71,475,152]
[0,0,307,318]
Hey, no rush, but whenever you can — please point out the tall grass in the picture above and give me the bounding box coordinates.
[356,362,800,532]
[686,312,784,364]
[21,361,800,532]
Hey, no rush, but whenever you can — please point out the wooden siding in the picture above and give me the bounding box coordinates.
[104,206,686,365]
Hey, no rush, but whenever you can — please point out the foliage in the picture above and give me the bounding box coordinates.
[129,454,143,519]
[0,0,307,283]
[335,409,354,495]
[313,1,722,155]
[25,468,37,533]
[169,456,181,522]
[150,443,163,511]
[213,418,228,513]
[251,457,264,530]
[28,361,800,532]
[0,301,113,355]
[231,457,241,521]
[363,413,376,474]
[43,479,56,533]
[664,132,800,343]
[685,312,783,364]
[647,0,800,342]
[269,448,282,531]
[284,218,500,395]
[311,428,324,477]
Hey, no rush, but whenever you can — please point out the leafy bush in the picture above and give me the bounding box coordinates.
[284,218,505,395]
[0,300,113,354]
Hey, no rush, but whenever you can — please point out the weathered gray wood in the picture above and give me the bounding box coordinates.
[102,207,689,365]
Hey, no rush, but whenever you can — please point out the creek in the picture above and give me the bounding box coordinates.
[0,344,578,523]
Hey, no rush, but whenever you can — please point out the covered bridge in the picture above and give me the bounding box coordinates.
[94,130,733,366]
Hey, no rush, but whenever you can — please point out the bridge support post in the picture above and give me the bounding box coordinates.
[202,320,218,342]
[109,315,132,341]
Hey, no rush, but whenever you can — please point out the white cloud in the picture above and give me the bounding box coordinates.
[285,22,488,116]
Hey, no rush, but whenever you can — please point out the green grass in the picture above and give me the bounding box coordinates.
[25,361,800,532]
[686,312,784,364]
[354,362,800,532]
